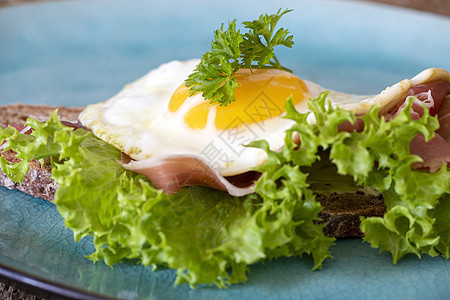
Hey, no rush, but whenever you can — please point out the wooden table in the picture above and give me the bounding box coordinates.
[0,1,448,299]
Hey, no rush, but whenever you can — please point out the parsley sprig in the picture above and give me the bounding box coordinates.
[185,9,294,106]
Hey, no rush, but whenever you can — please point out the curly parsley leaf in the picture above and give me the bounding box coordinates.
[186,8,294,106]
[241,9,294,70]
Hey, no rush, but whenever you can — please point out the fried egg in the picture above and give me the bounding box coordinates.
[79,60,449,176]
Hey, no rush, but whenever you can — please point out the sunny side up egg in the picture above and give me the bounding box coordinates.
[79,59,364,176]
[79,60,447,177]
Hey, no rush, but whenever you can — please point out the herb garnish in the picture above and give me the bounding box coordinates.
[185,9,294,106]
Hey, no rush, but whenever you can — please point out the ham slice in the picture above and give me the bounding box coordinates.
[408,97,450,172]
[121,154,256,196]
[394,81,450,119]
[339,81,450,172]
[407,81,449,116]
[436,95,450,142]
[391,81,450,172]
[410,134,450,172]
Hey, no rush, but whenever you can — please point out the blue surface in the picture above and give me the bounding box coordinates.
[0,0,449,299]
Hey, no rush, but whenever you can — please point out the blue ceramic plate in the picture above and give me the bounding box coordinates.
[0,0,449,299]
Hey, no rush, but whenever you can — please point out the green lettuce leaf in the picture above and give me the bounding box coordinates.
[432,194,450,258]
[0,92,448,288]
[253,93,449,263]
[0,110,332,288]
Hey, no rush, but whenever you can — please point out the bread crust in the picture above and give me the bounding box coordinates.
[0,104,83,129]
[0,104,385,237]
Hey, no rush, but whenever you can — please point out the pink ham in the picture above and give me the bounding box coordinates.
[394,81,450,119]
[121,154,257,196]
[408,97,450,172]
[436,96,450,142]
[339,81,450,172]
[337,118,365,133]
[390,81,450,172]
[410,133,450,172]
[407,81,450,116]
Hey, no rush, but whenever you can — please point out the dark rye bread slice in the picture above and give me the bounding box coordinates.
[0,103,83,129]
[316,193,385,237]
[0,104,83,201]
[0,104,386,237]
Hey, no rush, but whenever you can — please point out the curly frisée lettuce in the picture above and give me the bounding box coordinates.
[251,93,449,263]
[0,93,449,287]
[0,110,333,287]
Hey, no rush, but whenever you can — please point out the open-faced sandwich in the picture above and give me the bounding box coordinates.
[0,9,449,287]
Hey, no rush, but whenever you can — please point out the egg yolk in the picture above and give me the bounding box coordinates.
[168,68,309,129]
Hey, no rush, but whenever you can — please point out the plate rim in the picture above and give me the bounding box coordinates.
[0,261,113,300]
[0,0,449,299]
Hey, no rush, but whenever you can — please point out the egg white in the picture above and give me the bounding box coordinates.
[79,60,448,176]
